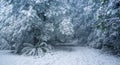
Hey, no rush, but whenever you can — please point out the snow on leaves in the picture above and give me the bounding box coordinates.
[59,18,74,35]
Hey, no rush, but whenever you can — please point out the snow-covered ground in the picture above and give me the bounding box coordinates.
[0,47,120,65]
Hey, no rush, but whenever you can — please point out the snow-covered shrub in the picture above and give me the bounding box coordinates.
[56,17,74,43]
[0,0,13,22]
[0,0,75,55]
[59,18,74,36]
[0,37,11,50]
[21,42,51,56]
[88,0,120,55]
[1,0,120,56]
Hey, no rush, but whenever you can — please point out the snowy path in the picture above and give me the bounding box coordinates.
[0,47,120,65]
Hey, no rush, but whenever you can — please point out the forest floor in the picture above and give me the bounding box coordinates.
[0,47,120,65]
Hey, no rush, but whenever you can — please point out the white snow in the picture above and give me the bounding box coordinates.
[59,18,74,35]
[0,47,120,65]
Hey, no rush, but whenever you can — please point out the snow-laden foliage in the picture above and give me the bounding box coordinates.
[88,0,120,55]
[59,18,74,35]
[0,0,120,56]
[0,37,10,50]
[0,0,74,55]
[21,42,51,56]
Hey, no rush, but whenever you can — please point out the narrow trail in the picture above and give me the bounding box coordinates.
[0,47,120,65]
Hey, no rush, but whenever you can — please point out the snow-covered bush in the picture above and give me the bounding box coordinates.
[0,37,11,50]
[88,0,120,55]
[0,0,75,55]
[59,18,74,35]
[1,0,120,56]
[21,42,51,56]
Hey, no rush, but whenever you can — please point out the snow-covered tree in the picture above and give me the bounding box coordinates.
[0,0,74,55]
